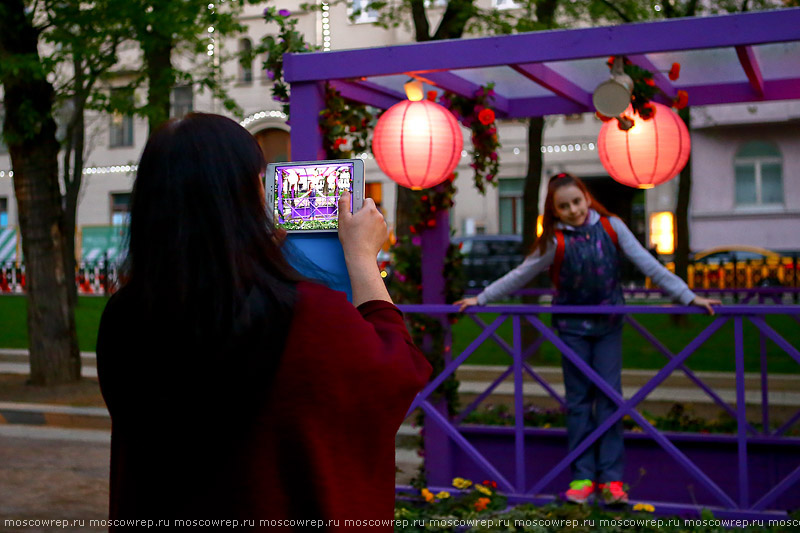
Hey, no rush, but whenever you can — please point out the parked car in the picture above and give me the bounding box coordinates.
[452,235,526,289]
[692,245,781,265]
[661,245,799,289]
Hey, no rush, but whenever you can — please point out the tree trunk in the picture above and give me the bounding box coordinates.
[670,107,692,327]
[521,117,544,353]
[0,0,81,385]
[143,33,174,135]
[62,105,84,307]
[674,107,692,283]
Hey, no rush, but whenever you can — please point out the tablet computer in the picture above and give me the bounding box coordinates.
[265,159,365,233]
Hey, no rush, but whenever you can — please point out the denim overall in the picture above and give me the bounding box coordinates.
[552,219,625,483]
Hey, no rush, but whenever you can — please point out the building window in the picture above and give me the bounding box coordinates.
[498,178,524,235]
[111,193,131,226]
[109,89,134,148]
[239,38,253,83]
[349,0,378,23]
[0,197,7,227]
[171,86,194,118]
[734,141,783,206]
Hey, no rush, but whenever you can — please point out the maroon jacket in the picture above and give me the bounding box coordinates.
[97,281,431,531]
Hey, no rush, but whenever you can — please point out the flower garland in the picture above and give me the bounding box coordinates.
[320,84,373,159]
[597,57,689,130]
[435,84,500,194]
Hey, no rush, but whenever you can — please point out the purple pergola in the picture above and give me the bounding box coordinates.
[283,8,800,517]
[286,8,800,161]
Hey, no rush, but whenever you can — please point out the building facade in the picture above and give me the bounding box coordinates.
[1,1,798,264]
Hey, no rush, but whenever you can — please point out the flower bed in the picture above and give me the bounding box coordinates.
[396,481,798,532]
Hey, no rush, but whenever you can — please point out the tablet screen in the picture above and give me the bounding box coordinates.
[271,161,354,231]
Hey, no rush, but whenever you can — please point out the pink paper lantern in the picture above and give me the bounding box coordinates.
[597,102,691,189]
[372,99,463,190]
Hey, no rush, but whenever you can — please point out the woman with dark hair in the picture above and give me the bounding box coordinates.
[455,173,719,504]
[96,113,430,528]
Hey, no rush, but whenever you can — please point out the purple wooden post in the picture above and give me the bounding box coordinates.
[512,316,526,491]
[760,328,769,434]
[289,81,326,160]
[422,208,453,486]
[734,317,749,508]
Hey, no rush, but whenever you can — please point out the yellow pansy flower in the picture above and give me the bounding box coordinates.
[452,477,473,490]
[633,503,656,512]
[475,484,493,496]
[436,491,451,499]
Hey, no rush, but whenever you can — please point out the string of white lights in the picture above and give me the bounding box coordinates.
[321,1,331,51]
[240,110,288,127]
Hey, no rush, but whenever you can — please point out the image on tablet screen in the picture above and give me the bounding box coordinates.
[272,162,354,231]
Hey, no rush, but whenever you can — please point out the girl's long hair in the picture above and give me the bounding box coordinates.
[122,113,303,353]
[532,173,616,255]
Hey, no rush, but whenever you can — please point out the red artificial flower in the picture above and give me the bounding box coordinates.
[409,226,417,234]
[421,195,428,201]
[349,126,357,132]
[595,111,614,122]
[673,90,689,109]
[427,90,438,102]
[606,56,615,68]
[644,78,656,87]
[474,497,491,511]
[641,102,657,120]
[477,108,495,126]
[668,62,681,81]
[426,219,436,227]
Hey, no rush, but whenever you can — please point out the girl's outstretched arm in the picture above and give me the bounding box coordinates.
[609,217,721,314]
[456,244,556,312]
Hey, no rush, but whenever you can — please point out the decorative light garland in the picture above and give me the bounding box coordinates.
[540,142,596,153]
[240,109,288,128]
[321,1,331,51]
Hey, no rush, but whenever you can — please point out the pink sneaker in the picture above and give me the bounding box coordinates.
[565,479,595,503]
[598,481,629,504]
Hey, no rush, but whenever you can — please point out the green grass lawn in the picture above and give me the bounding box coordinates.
[0,295,109,352]
[451,311,800,373]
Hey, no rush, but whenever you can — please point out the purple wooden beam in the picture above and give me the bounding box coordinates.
[751,464,800,511]
[329,79,404,110]
[734,317,749,508]
[289,82,326,160]
[735,45,766,98]
[398,303,800,315]
[512,316,526,492]
[624,315,758,435]
[420,400,515,492]
[510,63,593,109]
[454,365,514,424]
[406,314,507,416]
[284,9,800,83]
[626,54,677,99]
[681,78,800,106]
[410,71,510,116]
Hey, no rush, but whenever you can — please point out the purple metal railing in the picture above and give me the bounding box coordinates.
[396,303,800,518]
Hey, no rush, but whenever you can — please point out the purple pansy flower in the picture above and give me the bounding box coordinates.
[279,9,291,16]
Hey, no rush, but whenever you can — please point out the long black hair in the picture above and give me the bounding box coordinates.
[123,113,303,354]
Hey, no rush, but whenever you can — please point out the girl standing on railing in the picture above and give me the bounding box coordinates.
[455,173,720,505]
